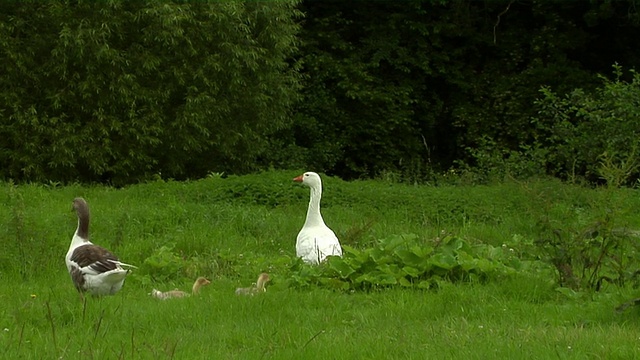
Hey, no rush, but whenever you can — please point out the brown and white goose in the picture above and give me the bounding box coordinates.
[151,276,211,300]
[235,273,271,295]
[65,197,136,297]
[294,172,343,264]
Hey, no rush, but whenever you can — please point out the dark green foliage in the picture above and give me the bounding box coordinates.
[0,1,301,185]
[284,0,640,184]
[461,65,640,185]
[2,1,640,184]
[457,1,640,182]
[290,1,460,180]
[533,65,640,185]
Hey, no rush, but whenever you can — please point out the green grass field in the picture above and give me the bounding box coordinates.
[2,171,640,359]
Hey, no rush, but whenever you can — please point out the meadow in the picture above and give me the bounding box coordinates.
[2,171,640,359]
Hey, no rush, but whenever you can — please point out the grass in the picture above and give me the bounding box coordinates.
[2,170,640,359]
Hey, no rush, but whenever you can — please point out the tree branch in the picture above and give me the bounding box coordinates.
[494,1,515,45]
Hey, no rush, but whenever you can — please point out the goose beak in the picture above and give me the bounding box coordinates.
[293,175,303,182]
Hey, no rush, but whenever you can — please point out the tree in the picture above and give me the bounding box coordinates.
[0,0,302,184]
[287,0,640,182]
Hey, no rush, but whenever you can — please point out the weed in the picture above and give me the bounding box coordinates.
[597,144,640,188]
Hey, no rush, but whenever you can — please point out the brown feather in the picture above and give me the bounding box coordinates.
[72,198,90,240]
[70,265,85,291]
[71,244,120,273]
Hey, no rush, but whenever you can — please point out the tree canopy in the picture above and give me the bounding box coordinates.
[1,0,640,185]
[288,0,640,183]
[0,0,301,184]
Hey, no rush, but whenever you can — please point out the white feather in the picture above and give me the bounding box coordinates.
[294,172,343,264]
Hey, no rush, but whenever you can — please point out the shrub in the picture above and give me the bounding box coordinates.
[533,64,640,185]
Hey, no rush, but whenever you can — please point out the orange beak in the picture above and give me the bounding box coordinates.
[293,175,303,182]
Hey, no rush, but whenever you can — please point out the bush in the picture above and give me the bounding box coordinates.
[533,64,640,185]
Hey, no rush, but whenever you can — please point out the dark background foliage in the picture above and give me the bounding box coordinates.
[0,0,301,185]
[1,0,640,185]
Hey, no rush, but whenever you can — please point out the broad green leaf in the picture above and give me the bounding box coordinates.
[555,287,585,300]
[370,247,394,264]
[354,273,374,284]
[410,245,434,258]
[457,251,477,271]
[341,245,360,257]
[381,234,413,252]
[377,264,402,277]
[417,279,433,289]
[402,266,421,278]
[394,248,424,268]
[475,258,497,272]
[377,273,399,285]
[483,245,504,260]
[398,277,413,287]
[328,259,356,279]
[429,252,457,270]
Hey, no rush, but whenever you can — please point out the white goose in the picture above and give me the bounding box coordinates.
[294,172,343,264]
[65,197,136,297]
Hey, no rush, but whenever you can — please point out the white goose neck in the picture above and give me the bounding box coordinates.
[304,183,326,228]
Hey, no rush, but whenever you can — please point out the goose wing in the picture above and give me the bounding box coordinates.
[70,244,124,275]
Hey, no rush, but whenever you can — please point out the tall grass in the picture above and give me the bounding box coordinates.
[1,171,640,359]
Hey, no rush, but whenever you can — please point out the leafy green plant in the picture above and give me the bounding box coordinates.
[522,181,640,291]
[534,219,639,291]
[597,145,640,188]
[140,244,186,282]
[287,234,521,292]
[459,137,552,184]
